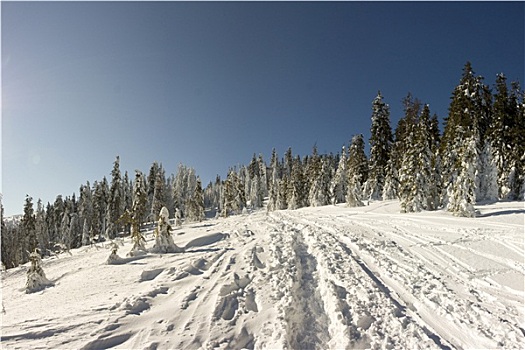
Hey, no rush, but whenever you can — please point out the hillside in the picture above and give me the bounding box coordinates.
[1,200,524,349]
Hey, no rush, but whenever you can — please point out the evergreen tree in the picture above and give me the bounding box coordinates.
[82,219,91,246]
[172,164,197,218]
[309,158,331,207]
[446,133,478,217]
[187,178,205,222]
[257,154,268,199]
[151,166,166,221]
[68,211,82,249]
[108,156,123,239]
[0,201,18,268]
[490,78,525,200]
[477,140,499,202]
[35,199,49,256]
[391,93,421,176]
[78,182,93,245]
[267,149,280,212]
[306,146,322,206]
[277,175,289,210]
[60,206,71,251]
[399,105,434,212]
[441,62,486,209]
[147,161,160,218]
[284,147,293,178]
[346,134,368,207]
[92,178,109,242]
[288,156,306,210]
[366,91,393,200]
[21,195,37,263]
[204,175,222,213]
[133,170,148,227]
[346,135,368,207]
[122,171,133,214]
[330,146,348,204]
[221,170,245,217]
[382,157,398,200]
[118,170,148,256]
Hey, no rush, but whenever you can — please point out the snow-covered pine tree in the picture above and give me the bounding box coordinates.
[366,91,393,201]
[257,154,268,200]
[498,80,525,200]
[92,178,109,242]
[346,134,368,207]
[25,249,53,293]
[108,156,123,239]
[203,175,221,213]
[441,62,486,209]
[288,156,306,210]
[165,174,175,218]
[382,157,398,200]
[277,176,289,210]
[68,211,82,249]
[82,219,90,246]
[330,146,348,205]
[391,93,421,179]
[151,207,183,253]
[267,149,279,212]
[172,164,197,218]
[309,157,331,207]
[398,104,434,212]
[284,147,293,178]
[446,133,478,217]
[428,113,442,209]
[78,182,93,246]
[151,166,167,222]
[477,139,499,202]
[60,207,71,251]
[133,170,148,228]
[35,199,49,256]
[187,178,205,222]
[306,146,322,206]
[118,170,149,256]
[221,170,245,217]
[146,161,160,219]
[20,195,37,263]
[122,171,133,215]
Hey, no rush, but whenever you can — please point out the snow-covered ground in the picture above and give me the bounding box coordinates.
[1,201,524,349]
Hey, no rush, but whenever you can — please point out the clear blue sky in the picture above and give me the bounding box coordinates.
[2,1,524,216]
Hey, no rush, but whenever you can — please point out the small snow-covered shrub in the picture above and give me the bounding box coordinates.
[106,243,123,265]
[25,251,54,293]
[151,207,183,254]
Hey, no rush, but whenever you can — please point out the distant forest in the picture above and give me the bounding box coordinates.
[2,62,524,269]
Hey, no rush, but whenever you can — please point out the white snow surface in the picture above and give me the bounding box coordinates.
[1,200,524,349]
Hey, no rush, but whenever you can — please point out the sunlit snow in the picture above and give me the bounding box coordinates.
[1,200,523,349]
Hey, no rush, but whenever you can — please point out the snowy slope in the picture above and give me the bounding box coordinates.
[1,201,524,349]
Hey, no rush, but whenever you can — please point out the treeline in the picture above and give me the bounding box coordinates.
[206,62,524,215]
[1,161,205,269]
[2,62,524,269]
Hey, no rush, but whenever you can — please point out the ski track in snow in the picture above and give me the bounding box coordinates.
[1,201,524,349]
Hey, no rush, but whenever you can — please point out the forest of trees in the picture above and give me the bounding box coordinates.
[2,62,524,269]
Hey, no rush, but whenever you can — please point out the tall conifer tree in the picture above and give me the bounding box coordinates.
[366,92,393,200]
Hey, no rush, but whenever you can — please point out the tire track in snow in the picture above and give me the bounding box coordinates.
[273,212,442,349]
[293,211,524,349]
[284,227,330,349]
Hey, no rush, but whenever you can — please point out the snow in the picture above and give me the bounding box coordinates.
[1,200,524,349]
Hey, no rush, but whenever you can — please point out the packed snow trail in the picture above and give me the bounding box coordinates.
[1,201,523,349]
